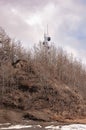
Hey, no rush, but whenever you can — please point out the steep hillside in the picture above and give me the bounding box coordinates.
[0,27,86,123]
[0,59,86,123]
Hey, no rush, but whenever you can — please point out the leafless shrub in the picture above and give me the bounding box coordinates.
[0,27,86,101]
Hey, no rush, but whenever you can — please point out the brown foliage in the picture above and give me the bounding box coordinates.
[0,27,86,119]
[0,27,86,100]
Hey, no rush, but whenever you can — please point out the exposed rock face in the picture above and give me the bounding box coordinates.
[0,60,86,123]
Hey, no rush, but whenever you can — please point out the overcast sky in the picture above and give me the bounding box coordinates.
[0,0,86,63]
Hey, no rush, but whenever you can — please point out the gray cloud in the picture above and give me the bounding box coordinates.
[0,0,86,62]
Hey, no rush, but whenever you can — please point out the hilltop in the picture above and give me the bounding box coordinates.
[0,27,86,123]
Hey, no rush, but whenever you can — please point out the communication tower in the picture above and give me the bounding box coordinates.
[42,25,51,49]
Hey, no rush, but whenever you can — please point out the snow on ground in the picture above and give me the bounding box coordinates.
[0,123,86,130]
[0,123,11,126]
[0,124,42,129]
[45,124,86,130]
[0,125,33,129]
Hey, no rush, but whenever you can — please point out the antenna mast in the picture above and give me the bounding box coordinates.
[43,25,51,47]
[47,24,48,35]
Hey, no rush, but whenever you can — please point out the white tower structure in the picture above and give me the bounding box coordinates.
[43,25,51,49]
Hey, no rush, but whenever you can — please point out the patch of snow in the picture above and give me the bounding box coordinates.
[0,123,86,130]
[62,124,86,130]
[0,124,42,129]
[45,125,59,129]
[0,125,33,129]
[45,124,86,130]
[0,123,11,126]
[35,125,42,128]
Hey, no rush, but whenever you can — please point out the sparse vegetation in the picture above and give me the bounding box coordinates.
[0,27,86,123]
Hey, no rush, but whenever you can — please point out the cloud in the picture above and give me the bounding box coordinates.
[0,0,86,62]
